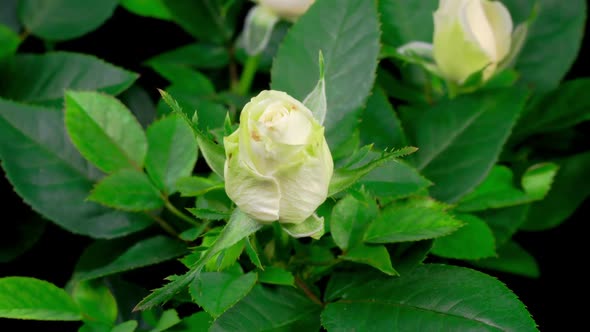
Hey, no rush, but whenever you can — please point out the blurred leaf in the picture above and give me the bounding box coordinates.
[112,320,138,332]
[321,264,537,331]
[191,272,257,318]
[187,208,229,221]
[145,43,229,69]
[479,205,530,246]
[18,0,119,41]
[0,277,81,320]
[402,88,528,202]
[0,24,19,59]
[0,52,138,105]
[271,0,380,149]
[146,114,198,194]
[257,266,294,286]
[390,240,433,275]
[431,214,496,260]
[340,244,398,276]
[119,85,157,129]
[120,0,172,20]
[0,215,46,263]
[176,176,223,197]
[211,285,322,331]
[330,192,378,251]
[0,0,20,32]
[65,91,147,173]
[73,236,188,281]
[365,202,463,244]
[521,151,590,231]
[167,312,212,332]
[150,64,215,94]
[504,0,587,92]
[0,99,152,238]
[150,309,181,332]
[359,87,408,150]
[88,169,164,211]
[378,0,438,47]
[71,279,118,325]
[472,240,540,278]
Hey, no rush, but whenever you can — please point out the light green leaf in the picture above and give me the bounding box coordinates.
[151,309,181,332]
[302,51,327,125]
[472,240,540,278]
[73,236,188,281]
[0,99,152,238]
[331,192,378,251]
[479,205,530,246]
[359,86,408,150]
[112,320,138,332]
[88,169,163,211]
[65,91,147,173]
[281,214,325,239]
[271,0,380,149]
[191,272,257,318]
[378,0,438,47]
[0,52,138,105]
[120,0,172,20]
[211,285,322,331]
[341,244,398,276]
[176,175,223,197]
[0,277,81,321]
[432,214,496,260]
[0,24,20,59]
[71,279,118,325]
[167,312,212,332]
[364,203,463,244]
[18,0,118,41]
[322,264,537,331]
[243,237,263,270]
[257,266,294,286]
[144,43,229,69]
[187,208,230,221]
[150,64,215,94]
[521,151,590,230]
[146,114,198,194]
[402,88,528,202]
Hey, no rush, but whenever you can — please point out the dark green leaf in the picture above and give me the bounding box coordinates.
[257,266,294,286]
[145,43,229,69]
[0,215,46,263]
[150,65,215,94]
[521,151,590,230]
[479,205,530,246]
[0,277,81,321]
[378,0,438,47]
[402,88,528,202]
[243,236,263,270]
[71,279,118,325]
[390,240,433,275]
[330,192,378,250]
[432,214,496,260]
[18,0,118,41]
[191,272,257,318]
[358,160,432,199]
[73,236,188,281]
[324,270,384,303]
[211,285,322,331]
[0,99,152,238]
[120,0,172,20]
[341,244,398,276]
[146,114,198,194]
[359,87,408,150]
[0,24,19,59]
[322,264,537,331]
[472,241,540,278]
[271,0,381,148]
[119,85,157,129]
[65,91,147,173]
[88,169,163,211]
[0,52,138,105]
[0,0,20,32]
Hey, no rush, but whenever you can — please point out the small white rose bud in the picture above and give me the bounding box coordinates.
[224,90,333,225]
[433,0,514,83]
[257,0,315,21]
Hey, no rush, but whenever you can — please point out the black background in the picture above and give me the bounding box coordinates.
[2,3,590,331]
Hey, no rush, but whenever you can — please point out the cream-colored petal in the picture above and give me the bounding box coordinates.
[482,0,513,62]
[258,0,314,20]
[462,0,498,60]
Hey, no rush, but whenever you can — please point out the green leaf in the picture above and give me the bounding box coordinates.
[0,277,81,321]
[324,270,383,303]
[0,52,138,105]
[479,205,530,246]
[120,0,172,20]
[364,202,463,244]
[88,169,163,211]
[191,272,257,318]
[472,241,540,278]
[357,160,432,200]
[211,285,322,331]
[112,320,139,332]
[0,24,20,59]
[162,0,236,44]
[330,192,378,251]
[390,240,433,275]
[71,279,118,325]
[281,214,325,239]
[187,208,230,221]
[457,163,558,212]
[402,88,528,202]
[204,239,245,272]
[65,91,147,173]
[144,43,229,69]
[73,236,188,281]
[18,0,118,41]
[322,264,537,331]
[271,0,380,149]
[0,215,46,263]
[0,99,152,238]
[120,85,157,129]
[167,312,212,332]
[0,0,20,32]
[146,114,198,194]
[359,87,408,150]
[432,214,496,260]
[257,266,294,286]
[378,0,438,47]
[521,151,590,231]
[151,309,181,332]
[243,236,263,270]
[134,209,262,310]
[504,0,587,92]
[341,244,398,276]
[150,65,215,94]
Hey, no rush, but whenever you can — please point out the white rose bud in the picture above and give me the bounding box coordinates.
[224,90,333,225]
[256,0,315,21]
[433,0,514,83]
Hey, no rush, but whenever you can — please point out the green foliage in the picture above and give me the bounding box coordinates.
[191,272,257,318]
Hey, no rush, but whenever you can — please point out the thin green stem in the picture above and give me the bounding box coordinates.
[295,276,324,306]
[237,55,260,96]
[163,198,200,226]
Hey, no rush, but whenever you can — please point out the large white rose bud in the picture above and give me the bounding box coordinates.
[257,0,315,21]
[224,90,333,226]
[433,0,514,83]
